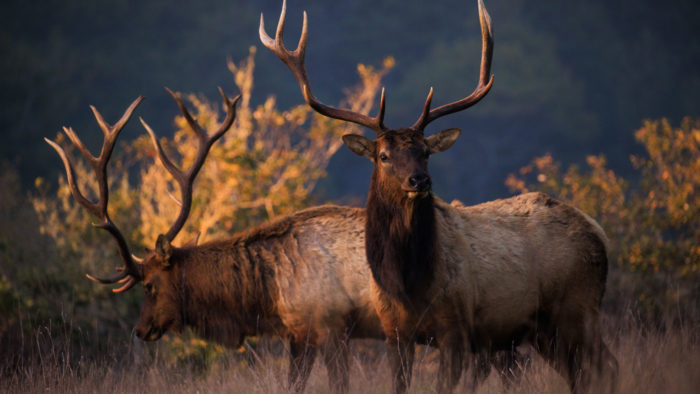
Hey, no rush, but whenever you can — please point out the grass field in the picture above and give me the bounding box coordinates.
[2,311,698,394]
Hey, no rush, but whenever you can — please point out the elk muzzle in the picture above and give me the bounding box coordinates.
[405,173,432,199]
[409,173,431,191]
[134,322,166,341]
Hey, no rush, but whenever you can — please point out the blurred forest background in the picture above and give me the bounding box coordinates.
[3,0,699,201]
[1,0,699,391]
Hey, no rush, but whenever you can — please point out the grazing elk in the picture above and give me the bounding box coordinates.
[45,88,385,393]
[261,0,619,392]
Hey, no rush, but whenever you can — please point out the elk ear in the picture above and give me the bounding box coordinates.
[182,232,200,247]
[342,134,376,159]
[426,128,461,154]
[155,234,172,265]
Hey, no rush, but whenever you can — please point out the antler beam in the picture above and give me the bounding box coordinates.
[260,0,387,134]
[411,0,494,131]
[141,88,240,242]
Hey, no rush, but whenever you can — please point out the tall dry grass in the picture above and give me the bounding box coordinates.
[2,312,698,394]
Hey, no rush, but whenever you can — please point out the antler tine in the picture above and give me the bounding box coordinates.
[143,88,239,243]
[260,0,387,133]
[411,0,494,132]
[90,97,144,213]
[112,276,137,293]
[274,0,288,49]
[62,126,99,171]
[44,137,101,217]
[165,88,206,138]
[215,87,241,141]
[45,96,145,293]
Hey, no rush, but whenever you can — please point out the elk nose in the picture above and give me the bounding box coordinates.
[134,324,149,340]
[409,173,431,191]
[134,326,145,340]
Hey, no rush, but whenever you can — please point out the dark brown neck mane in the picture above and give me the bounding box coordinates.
[171,235,280,347]
[365,168,437,303]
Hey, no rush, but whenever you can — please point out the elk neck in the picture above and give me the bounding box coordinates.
[171,239,280,347]
[365,168,437,304]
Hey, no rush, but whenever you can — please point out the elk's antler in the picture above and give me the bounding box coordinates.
[259,0,387,134]
[262,0,494,135]
[140,87,240,242]
[411,0,494,131]
[47,88,239,293]
[45,97,144,293]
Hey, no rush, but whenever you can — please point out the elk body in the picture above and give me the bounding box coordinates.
[46,91,384,393]
[261,0,619,392]
[138,204,378,393]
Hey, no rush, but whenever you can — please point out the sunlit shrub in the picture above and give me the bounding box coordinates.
[134,47,392,244]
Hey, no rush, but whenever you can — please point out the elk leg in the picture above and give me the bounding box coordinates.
[288,337,317,393]
[321,334,351,393]
[534,324,589,392]
[534,309,600,394]
[595,340,619,394]
[385,331,416,394]
[492,347,530,387]
[436,332,465,393]
[465,351,491,392]
[533,328,573,390]
[566,313,618,394]
[579,313,618,394]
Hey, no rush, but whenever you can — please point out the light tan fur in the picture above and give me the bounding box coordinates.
[265,206,379,342]
[371,192,617,393]
[227,205,383,393]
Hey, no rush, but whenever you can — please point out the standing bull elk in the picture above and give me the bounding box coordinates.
[45,88,384,393]
[261,0,619,392]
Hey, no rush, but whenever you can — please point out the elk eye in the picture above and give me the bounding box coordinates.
[144,282,155,295]
[379,153,389,162]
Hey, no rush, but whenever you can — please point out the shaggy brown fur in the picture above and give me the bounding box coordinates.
[366,167,436,302]
[133,205,381,393]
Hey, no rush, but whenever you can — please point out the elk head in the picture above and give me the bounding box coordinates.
[46,88,240,341]
[260,0,493,203]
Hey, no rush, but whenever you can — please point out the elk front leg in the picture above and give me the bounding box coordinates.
[321,334,351,393]
[288,336,317,393]
[385,328,416,394]
[436,331,466,393]
[375,288,417,394]
[465,350,491,392]
[492,347,530,387]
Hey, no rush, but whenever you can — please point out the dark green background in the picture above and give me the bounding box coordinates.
[2,0,698,204]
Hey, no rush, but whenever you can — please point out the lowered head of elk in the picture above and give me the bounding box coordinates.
[260,0,493,203]
[46,88,240,342]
